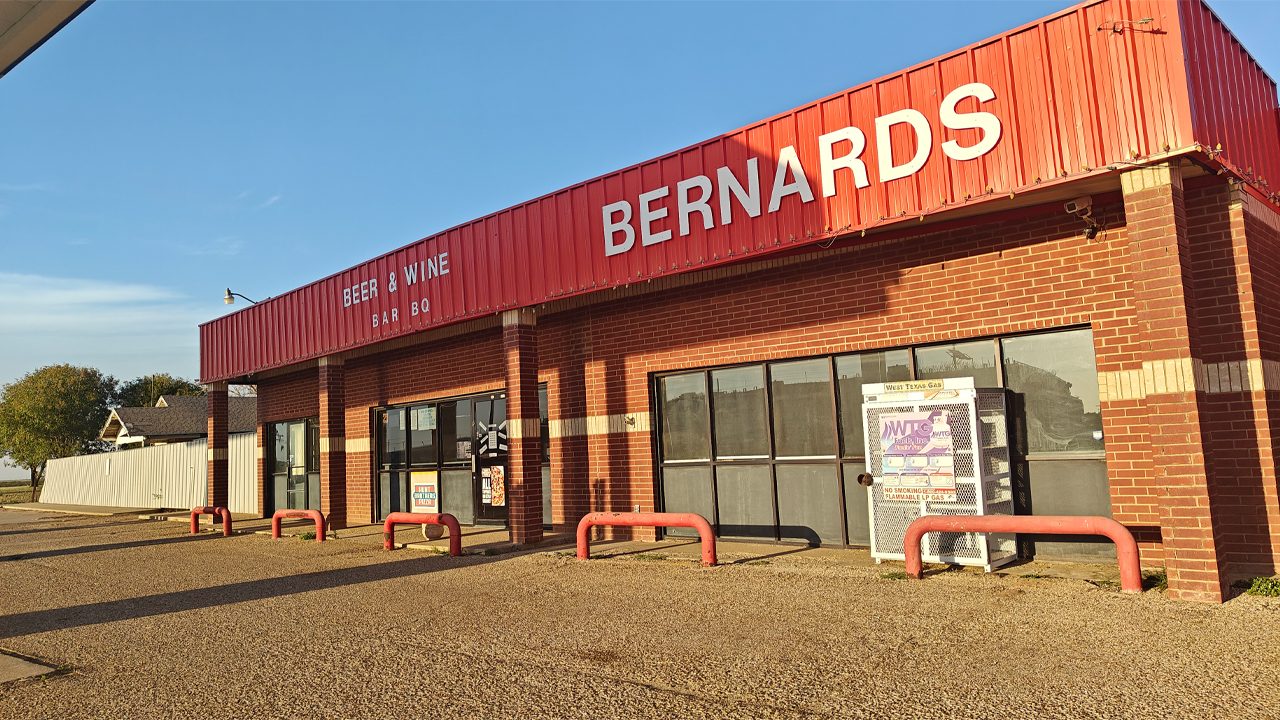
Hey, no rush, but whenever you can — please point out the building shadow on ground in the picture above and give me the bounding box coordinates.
[0,532,224,563]
[0,550,519,640]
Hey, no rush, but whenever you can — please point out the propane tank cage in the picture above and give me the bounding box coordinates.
[861,377,1016,572]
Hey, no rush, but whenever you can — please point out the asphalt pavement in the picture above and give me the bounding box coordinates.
[0,511,1276,719]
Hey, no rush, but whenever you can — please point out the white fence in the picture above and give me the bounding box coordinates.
[39,433,258,514]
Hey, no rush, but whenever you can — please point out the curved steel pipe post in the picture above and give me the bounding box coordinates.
[382,512,462,556]
[189,506,233,537]
[271,509,327,542]
[576,512,717,567]
[903,514,1142,593]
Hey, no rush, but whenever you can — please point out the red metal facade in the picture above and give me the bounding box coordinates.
[200,0,1280,382]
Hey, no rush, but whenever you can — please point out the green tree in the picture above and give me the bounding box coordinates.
[115,373,204,408]
[0,365,117,502]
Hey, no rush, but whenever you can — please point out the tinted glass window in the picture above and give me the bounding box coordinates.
[836,350,911,458]
[440,401,471,463]
[1001,329,1104,454]
[475,397,507,457]
[272,422,289,475]
[288,421,306,470]
[539,385,550,462]
[307,418,320,472]
[408,404,437,465]
[769,359,836,458]
[660,373,711,461]
[383,408,406,468]
[711,365,769,458]
[914,340,998,387]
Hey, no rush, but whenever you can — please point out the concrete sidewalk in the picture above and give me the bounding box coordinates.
[0,502,158,516]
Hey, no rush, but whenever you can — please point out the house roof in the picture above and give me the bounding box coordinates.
[100,395,257,442]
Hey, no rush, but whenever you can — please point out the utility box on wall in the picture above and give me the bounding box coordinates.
[862,377,1016,571]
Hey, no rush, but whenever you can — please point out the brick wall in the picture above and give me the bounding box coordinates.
[246,172,1280,598]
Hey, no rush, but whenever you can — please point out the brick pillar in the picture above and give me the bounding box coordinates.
[206,381,229,512]
[503,308,543,545]
[1122,163,1226,602]
[319,356,347,529]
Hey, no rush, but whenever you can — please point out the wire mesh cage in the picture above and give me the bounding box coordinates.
[862,377,1016,571]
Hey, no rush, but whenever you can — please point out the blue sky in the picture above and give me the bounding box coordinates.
[1,0,1278,478]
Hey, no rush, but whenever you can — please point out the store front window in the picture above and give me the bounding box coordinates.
[655,327,1109,554]
[375,386,548,526]
[269,418,319,513]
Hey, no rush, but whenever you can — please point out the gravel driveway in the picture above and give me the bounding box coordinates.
[0,513,1276,719]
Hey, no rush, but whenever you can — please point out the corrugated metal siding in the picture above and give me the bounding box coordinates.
[201,0,1255,382]
[1180,0,1280,190]
[39,433,257,514]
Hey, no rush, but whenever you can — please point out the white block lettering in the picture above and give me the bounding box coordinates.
[426,257,438,279]
[344,287,352,307]
[439,252,449,274]
[372,313,379,327]
[717,158,760,226]
[940,82,1002,161]
[391,308,398,322]
[602,200,635,256]
[639,186,672,246]
[768,146,814,213]
[876,109,933,182]
[818,127,870,197]
[369,278,377,297]
[677,176,714,237]
[403,263,418,285]
[360,281,369,302]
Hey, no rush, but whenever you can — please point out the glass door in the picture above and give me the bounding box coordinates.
[271,418,319,513]
[473,394,508,523]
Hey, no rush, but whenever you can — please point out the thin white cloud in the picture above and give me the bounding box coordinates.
[259,195,281,208]
[0,273,208,387]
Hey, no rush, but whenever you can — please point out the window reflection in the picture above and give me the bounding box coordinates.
[769,359,836,458]
[1001,330,1104,454]
[711,366,769,458]
[914,341,998,387]
[660,373,710,461]
[836,350,911,458]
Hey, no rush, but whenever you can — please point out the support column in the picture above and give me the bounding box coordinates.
[1122,163,1226,602]
[319,356,347,530]
[503,308,543,545]
[206,381,229,512]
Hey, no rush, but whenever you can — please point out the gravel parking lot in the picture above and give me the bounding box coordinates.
[0,510,1276,719]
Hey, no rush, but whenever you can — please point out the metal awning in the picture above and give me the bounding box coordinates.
[0,0,93,80]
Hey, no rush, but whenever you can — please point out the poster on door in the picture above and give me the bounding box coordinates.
[489,465,506,507]
[409,471,439,513]
[879,410,957,502]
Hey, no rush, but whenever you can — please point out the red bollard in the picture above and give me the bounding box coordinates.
[903,514,1142,593]
[382,512,462,556]
[190,506,233,537]
[271,509,327,542]
[576,512,717,567]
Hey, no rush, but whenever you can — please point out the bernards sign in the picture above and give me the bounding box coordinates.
[600,82,1001,258]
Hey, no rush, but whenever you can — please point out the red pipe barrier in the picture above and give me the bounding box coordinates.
[903,515,1142,593]
[189,506,233,537]
[576,512,717,567]
[271,509,327,542]
[382,512,462,556]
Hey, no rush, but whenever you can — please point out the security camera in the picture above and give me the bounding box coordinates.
[1064,196,1093,216]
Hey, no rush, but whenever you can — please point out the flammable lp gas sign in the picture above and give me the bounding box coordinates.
[880,410,957,502]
